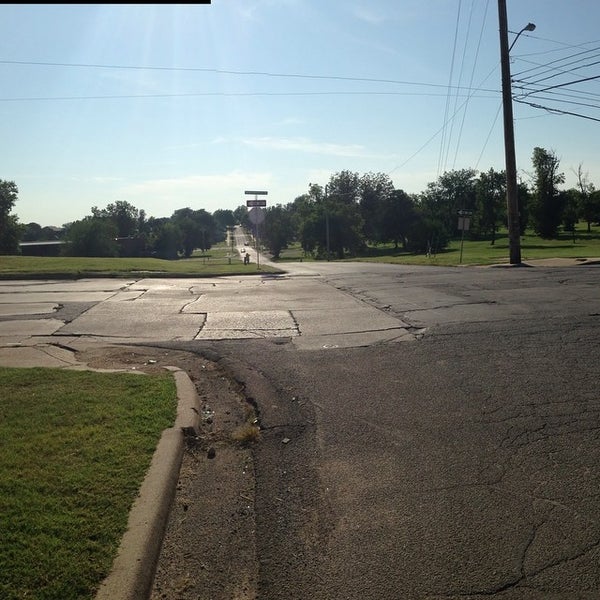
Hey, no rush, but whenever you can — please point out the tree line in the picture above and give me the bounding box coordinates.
[2,146,600,258]
[258,147,600,260]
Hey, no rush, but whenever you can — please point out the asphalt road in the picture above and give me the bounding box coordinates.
[1,258,600,598]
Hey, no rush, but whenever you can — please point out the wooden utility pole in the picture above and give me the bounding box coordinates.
[498,0,521,265]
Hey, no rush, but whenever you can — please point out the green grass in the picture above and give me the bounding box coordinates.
[5,225,600,274]
[276,223,600,267]
[0,253,280,278]
[355,227,600,267]
[0,367,178,600]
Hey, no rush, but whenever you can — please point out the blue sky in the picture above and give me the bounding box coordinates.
[2,1,599,227]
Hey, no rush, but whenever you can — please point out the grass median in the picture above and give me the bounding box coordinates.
[0,367,178,600]
[0,247,281,279]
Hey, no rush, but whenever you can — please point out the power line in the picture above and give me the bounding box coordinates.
[514,98,600,122]
[0,89,501,102]
[452,0,490,170]
[438,0,463,177]
[0,58,497,93]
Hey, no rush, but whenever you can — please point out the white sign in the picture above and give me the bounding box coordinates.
[458,216,470,231]
[248,207,265,225]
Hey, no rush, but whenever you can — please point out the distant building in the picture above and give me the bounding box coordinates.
[19,240,66,257]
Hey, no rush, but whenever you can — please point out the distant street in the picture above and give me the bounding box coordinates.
[1,258,599,598]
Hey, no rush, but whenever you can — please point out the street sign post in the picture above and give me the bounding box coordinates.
[244,190,268,270]
[248,207,265,225]
[457,209,473,264]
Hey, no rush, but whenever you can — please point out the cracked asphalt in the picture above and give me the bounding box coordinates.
[1,259,600,598]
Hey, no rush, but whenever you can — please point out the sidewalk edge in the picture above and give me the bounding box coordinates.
[95,367,199,600]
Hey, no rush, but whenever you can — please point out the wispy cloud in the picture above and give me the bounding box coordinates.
[119,171,274,201]
[241,136,368,157]
[351,7,386,25]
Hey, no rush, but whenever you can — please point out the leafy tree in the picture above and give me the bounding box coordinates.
[63,217,118,257]
[233,205,250,230]
[213,209,236,231]
[288,192,316,245]
[22,222,43,242]
[92,200,140,238]
[195,209,217,252]
[473,168,506,243]
[152,221,182,260]
[264,204,294,259]
[326,200,365,258]
[379,189,418,249]
[171,208,216,256]
[517,180,530,235]
[561,188,579,240]
[298,210,320,256]
[406,211,449,254]
[573,164,600,232]
[0,180,22,254]
[529,147,565,238]
[359,172,395,243]
[327,170,360,205]
[420,169,477,236]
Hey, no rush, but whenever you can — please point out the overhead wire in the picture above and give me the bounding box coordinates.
[437,0,463,177]
[443,0,476,173]
[452,0,490,170]
[507,31,600,123]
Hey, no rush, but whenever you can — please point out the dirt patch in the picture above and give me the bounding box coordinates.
[76,345,259,600]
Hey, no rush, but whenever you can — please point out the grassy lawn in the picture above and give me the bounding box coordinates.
[0,367,178,600]
[276,223,600,267]
[0,249,281,278]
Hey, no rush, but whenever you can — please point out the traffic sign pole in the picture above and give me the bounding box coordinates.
[245,190,268,270]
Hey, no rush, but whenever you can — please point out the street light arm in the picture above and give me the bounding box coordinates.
[508,22,536,53]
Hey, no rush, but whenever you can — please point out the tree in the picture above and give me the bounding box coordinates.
[233,205,250,230]
[573,163,600,232]
[0,180,22,254]
[327,170,360,205]
[325,200,365,258]
[63,217,118,257]
[152,221,181,260]
[22,222,43,242]
[92,200,141,238]
[171,208,217,257]
[379,189,418,249]
[213,209,235,230]
[420,169,477,236]
[529,147,565,239]
[359,172,395,244]
[473,168,506,244]
[264,204,294,259]
[561,188,579,240]
[406,210,449,254]
[517,180,530,235]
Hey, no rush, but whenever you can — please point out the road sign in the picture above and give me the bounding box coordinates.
[458,217,471,231]
[244,190,268,195]
[248,207,265,225]
[246,199,267,207]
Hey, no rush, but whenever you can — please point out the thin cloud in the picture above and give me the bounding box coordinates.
[241,136,368,157]
[119,171,274,199]
[351,7,386,25]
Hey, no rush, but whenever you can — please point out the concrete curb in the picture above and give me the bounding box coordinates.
[95,367,200,600]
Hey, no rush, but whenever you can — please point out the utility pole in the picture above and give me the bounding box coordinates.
[498,0,534,265]
[325,184,330,261]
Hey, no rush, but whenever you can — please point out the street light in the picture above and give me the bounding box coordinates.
[498,0,535,265]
